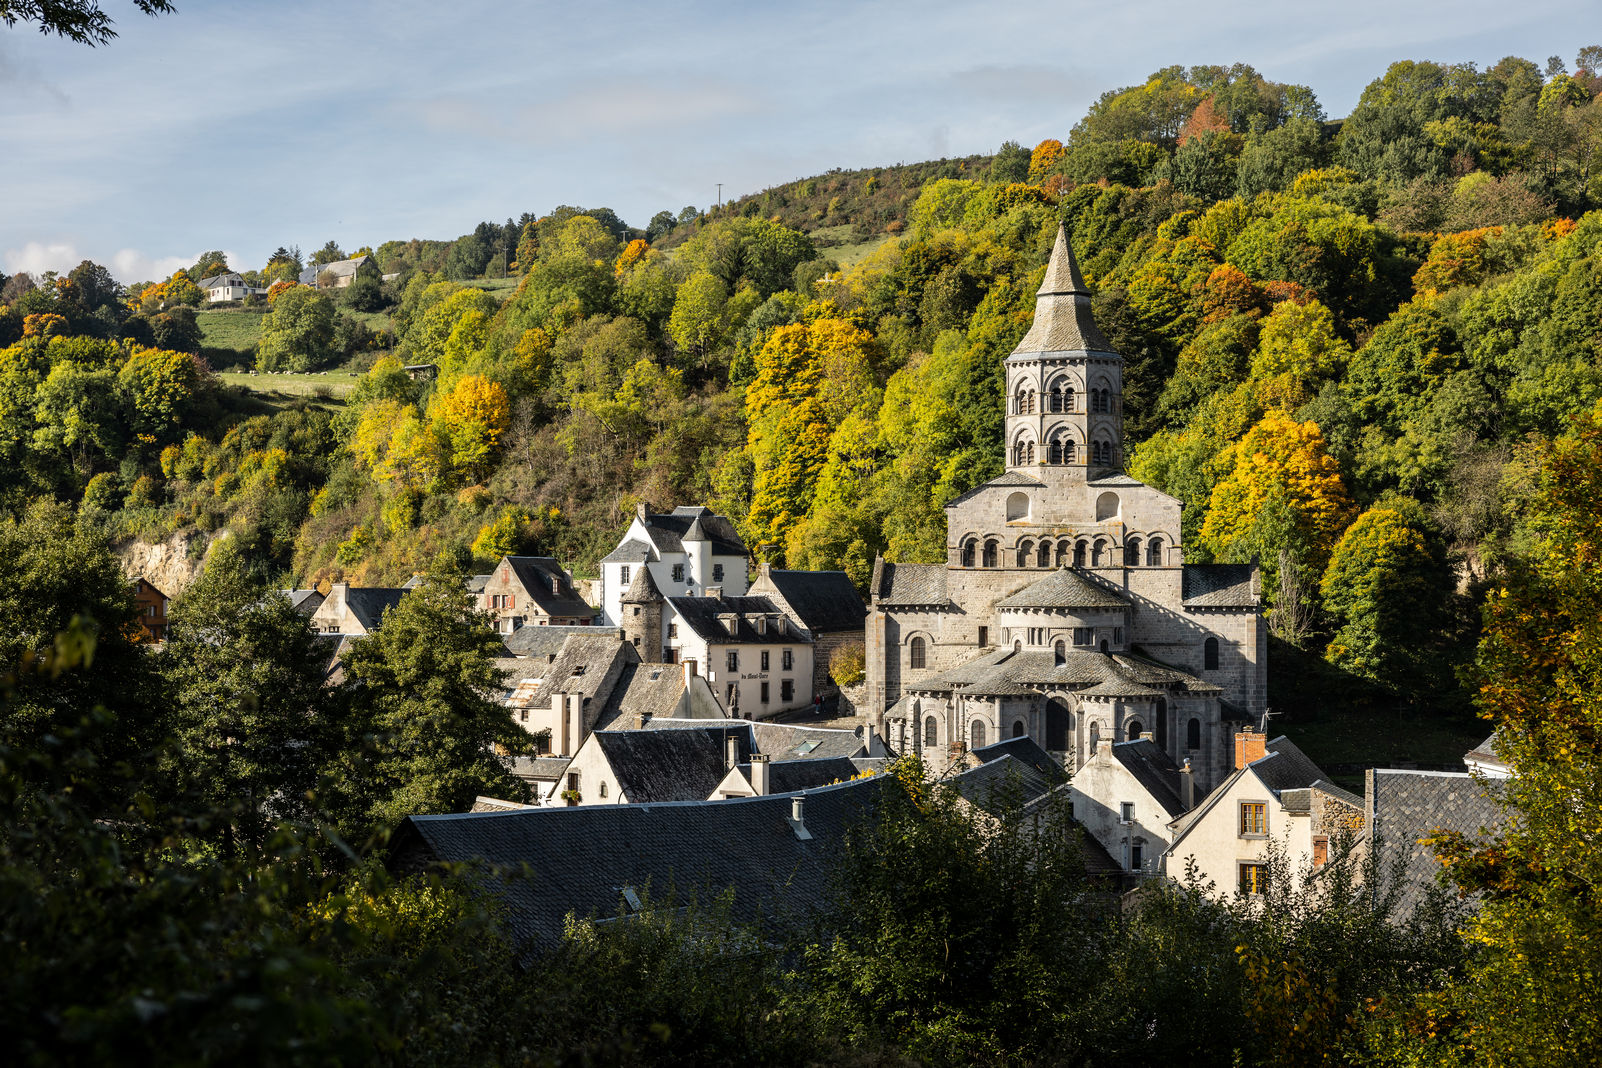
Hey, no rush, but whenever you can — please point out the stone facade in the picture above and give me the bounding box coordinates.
[864,225,1266,792]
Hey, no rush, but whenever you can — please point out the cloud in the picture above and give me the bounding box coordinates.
[3,242,241,283]
[3,241,81,278]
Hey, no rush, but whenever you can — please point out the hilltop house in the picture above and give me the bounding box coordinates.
[598,505,749,628]
[132,578,168,643]
[298,255,373,288]
[479,555,595,633]
[309,582,406,635]
[198,272,267,302]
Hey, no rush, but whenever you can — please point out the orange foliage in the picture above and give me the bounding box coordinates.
[22,313,68,339]
[1178,94,1231,145]
[1028,139,1065,182]
[613,238,649,278]
[1413,227,1502,294]
[266,280,296,304]
[1199,264,1266,322]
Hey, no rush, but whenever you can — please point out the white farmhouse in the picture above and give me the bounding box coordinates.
[598,505,749,628]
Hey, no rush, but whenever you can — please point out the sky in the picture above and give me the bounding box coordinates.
[2,0,1597,282]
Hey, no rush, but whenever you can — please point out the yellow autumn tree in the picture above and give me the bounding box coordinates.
[1199,411,1354,594]
[613,238,650,278]
[431,374,510,480]
[1028,139,1065,182]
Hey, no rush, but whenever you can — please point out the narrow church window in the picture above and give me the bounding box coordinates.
[982,540,999,568]
[1204,637,1220,670]
[1074,540,1087,568]
[1048,384,1064,412]
[1046,698,1070,750]
[1126,537,1142,566]
[971,721,986,749]
[1092,538,1108,566]
[1017,541,1034,568]
[924,716,938,747]
[1056,540,1071,566]
[909,636,926,669]
[1146,537,1164,566]
[1187,717,1202,749]
[1037,542,1050,567]
[1025,441,1035,464]
[962,539,977,567]
[1013,720,1026,738]
[1054,640,1065,664]
[1127,719,1143,739]
[977,626,988,646]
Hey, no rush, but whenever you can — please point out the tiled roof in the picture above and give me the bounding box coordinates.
[466,574,491,593]
[595,662,698,729]
[972,735,1063,781]
[280,588,323,613]
[621,563,664,604]
[948,753,1053,812]
[944,471,1045,509]
[298,255,371,285]
[503,624,623,660]
[872,561,950,607]
[750,722,866,761]
[1368,769,1505,918]
[907,647,1216,699]
[1008,225,1116,355]
[1086,473,1147,488]
[520,635,634,719]
[995,567,1129,610]
[1111,739,1193,817]
[504,556,595,618]
[595,725,752,803]
[640,509,747,557]
[601,539,654,564]
[1182,564,1259,608]
[510,756,571,783]
[666,595,809,645]
[751,569,865,634]
[1248,736,1330,797]
[389,775,890,951]
[732,756,862,795]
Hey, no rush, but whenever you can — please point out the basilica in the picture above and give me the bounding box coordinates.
[864,225,1266,792]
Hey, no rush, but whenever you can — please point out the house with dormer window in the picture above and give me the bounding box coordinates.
[479,556,596,633]
[598,505,749,628]
[657,594,814,719]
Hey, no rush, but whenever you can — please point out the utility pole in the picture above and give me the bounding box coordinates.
[716,183,722,210]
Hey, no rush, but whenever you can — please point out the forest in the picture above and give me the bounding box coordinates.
[7,51,1602,1063]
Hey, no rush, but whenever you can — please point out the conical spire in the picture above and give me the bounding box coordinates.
[1012,223,1114,354]
[684,515,709,543]
[622,563,663,604]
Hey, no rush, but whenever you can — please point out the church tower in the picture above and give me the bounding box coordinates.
[1003,224,1125,480]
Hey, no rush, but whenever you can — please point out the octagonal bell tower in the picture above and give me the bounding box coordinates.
[1003,224,1125,481]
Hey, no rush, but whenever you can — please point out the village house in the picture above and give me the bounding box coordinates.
[309,582,406,635]
[1361,766,1505,920]
[297,254,374,288]
[280,588,325,616]
[1071,737,1199,877]
[598,505,749,628]
[552,723,754,805]
[132,578,168,643]
[864,225,1264,789]
[1163,729,1363,898]
[198,272,267,302]
[650,592,814,719]
[711,754,874,799]
[746,564,866,703]
[479,555,595,633]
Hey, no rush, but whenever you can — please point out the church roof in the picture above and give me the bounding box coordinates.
[1009,224,1116,356]
[906,646,1217,699]
[1182,564,1260,608]
[872,561,950,608]
[995,567,1130,610]
[944,470,1045,509]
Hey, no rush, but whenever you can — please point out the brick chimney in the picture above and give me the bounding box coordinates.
[750,753,771,795]
[1234,728,1267,770]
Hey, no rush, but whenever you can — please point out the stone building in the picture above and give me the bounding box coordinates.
[598,505,749,627]
[863,225,1266,791]
[746,564,865,702]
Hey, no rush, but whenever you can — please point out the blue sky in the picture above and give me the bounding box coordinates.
[1,0,1594,282]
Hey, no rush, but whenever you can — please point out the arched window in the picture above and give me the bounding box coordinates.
[924,716,938,747]
[982,539,999,568]
[1146,536,1164,567]
[1048,430,1066,464]
[1014,386,1029,414]
[1048,382,1064,412]
[1054,640,1065,664]
[962,538,977,567]
[1046,698,1070,751]
[1006,492,1030,521]
[1074,539,1088,568]
[1012,719,1026,738]
[1056,539,1071,567]
[1025,440,1036,464]
[1187,717,1202,750]
[1017,539,1034,567]
[1092,440,1109,465]
[1127,719,1143,739]
[1037,541,1051,567]
[909,636,926,669]
[971,721,986,749]
[1092,537,1108,567]
[1026,390,1037,414]
[1096,491,1119,521]
[1125,537,1142,566]
[1089,721,1101,751]
[1064,385,1076,411]
[1204,637,1219,671]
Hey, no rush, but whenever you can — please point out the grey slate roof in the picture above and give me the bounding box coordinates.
[1008,225,1117,355]
[519,634,634,713]
[1248,735,1330,797]
[1182,564,1260,608]
[389,774,890,951]
[503,556,596,618]
[1368,769,1505,918]
[944,470,1046,509]
[995,567,1130,610]
[503,624,624,660]
[1110,739,1192,817]
[872,561,950,607]
[595,725,753,803]
[298,254,371,285]
[621,563,664,604]
[733,756,862,795]
[750,569,865,634]
[948,753,1053,811]
[750,722,866,761]
[198,273,243,289]
[280,588,323,614]
[510,756,572,783]
[666,595,809,644]
[972,735,1062,780]
[639,509,746,557]
[594,662,705,730]
[1464,731,1509,774]
[467,574,491,593]
[906,646,1218,699]
[344,588,406,632]
[601,539,654,565]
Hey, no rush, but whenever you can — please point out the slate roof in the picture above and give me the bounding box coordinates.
[344,587,406,632]
[592,726,754,803]
[905,646,1218,699]
[995,567,1130,610]
[1248,735,1329,797]
[198,272,244,289]
[601,538,655,565]
[1008,225,1116,355]
[666,595,809,645]
[519,634,633,713]
[280,588,323,614]
[594,662,703,730]
[504,624,624,660]
[510,756,571,784]
[750,722,867,761]
[872,561,950,608]
[503,556,596,618]
[389,774,890,951]
[1182,564,1260,608]
[972,735,1062,780]
[467,574,491,593]
[944,470,1046,509]
[639,508,747,557]
[298,255,371,285]
[1110,739,1192,817]
[733,756,862,795]
[1368,769,1505,918]
[948,753,1053,811]
[621,563,664,604]
[1464,731,1509,775]
[751,569,865,634]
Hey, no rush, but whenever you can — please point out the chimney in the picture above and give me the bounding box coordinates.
[759,561,771,581]
[750,753,771,795]
[788,794,812,839]
[682,660,696,686]
[706,585,723,600]
[1140,731,1155,742]
[567,693,584,757]
[635,501,647,520]
[1235,728,1267,770]
[1179,759,1196,810]
[553,694,569,754]
[726,732,741,771]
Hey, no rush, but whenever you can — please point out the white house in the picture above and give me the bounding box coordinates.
[663,594,814,719]
[1163,729,1363,898]
[198,272,267,302]
[1071,737,1198,876]
[598,505,749,627]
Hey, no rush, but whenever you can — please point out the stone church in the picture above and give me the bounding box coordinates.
[864,225,1265,792]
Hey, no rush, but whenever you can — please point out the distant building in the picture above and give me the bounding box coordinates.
[1072,737,1200,877]
[1362,767,1505,920]
[280,588,325,616]
[598,505,749,628]
[479,555,595,633]
[1463,732,1511,779]
[747,564,866,701]
[198,272,267,302]
[309,582,406,635]
[298,255,374,288]
[132,578,168,643]
[660,594,814,719]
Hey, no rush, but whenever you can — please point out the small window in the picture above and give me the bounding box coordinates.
[909,636,926,670]
[571,665,586,677]
[1012,719,1025,738]
[726,682,737,705]
[782,649,793,670]
[982,540,999,568]
[1131,837,1145,872]
[977,626,988,647]
[1054,640,1065,664]
[1119,802,1134,824]
[971,720,986,749]
[781,679,793,702]
[761,681,770,703]
[672,563,685,582]
[1147,537,1164,567]
[1006,491,1030,522]
[727,650,739,672]
[599,782,608,798]
[1204,637,1220,671]
[1127,719,1143,739]
[924,716,938,747]
[1187,717,1201,749]
[961,539,976,567]
[1113,627,1124,645]
[1239,862,1268,896]
[668,623,678,638]
[631,605,641,616]
[1073,628,1092,647]
[761,650,770,670]
[1240,802,1267,837]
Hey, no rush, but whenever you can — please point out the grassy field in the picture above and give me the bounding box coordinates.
[196,307,266,362]
[809,224,897,267]
[464,276,520,297]
[218,371,359,409]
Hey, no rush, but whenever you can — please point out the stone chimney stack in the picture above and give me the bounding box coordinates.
[635,501,647,520]
[1180,758,1195,810]
[553,694,570,754]
[725,731,741,771]
[1234,728,1268,770]
[750,753,771,795]
[566,694,584,757]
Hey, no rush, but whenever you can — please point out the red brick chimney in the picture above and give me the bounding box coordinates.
[1234,728,1267,770]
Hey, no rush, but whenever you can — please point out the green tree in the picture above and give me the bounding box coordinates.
[256,285,336,371]
[0,0,174,45]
